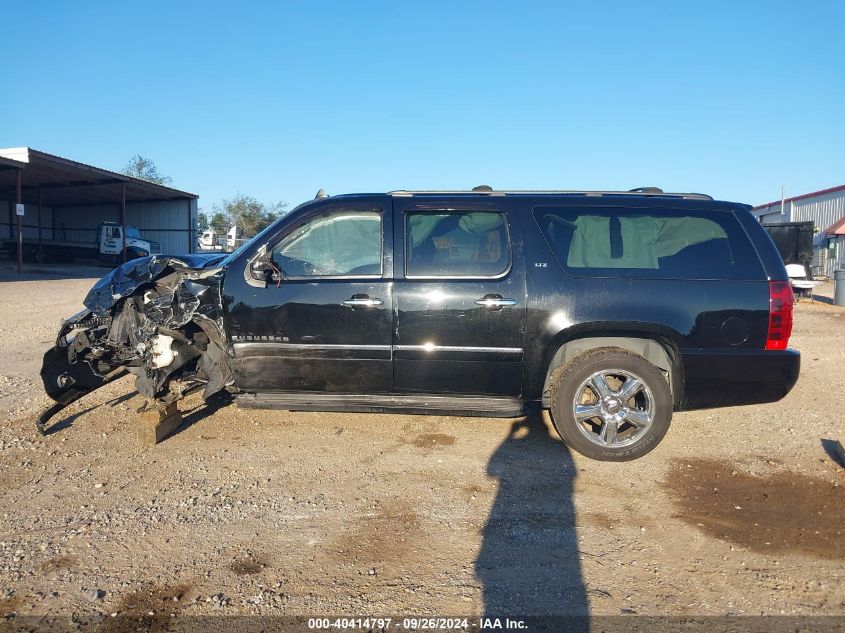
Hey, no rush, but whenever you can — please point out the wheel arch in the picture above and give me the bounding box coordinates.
[540,334,683,409]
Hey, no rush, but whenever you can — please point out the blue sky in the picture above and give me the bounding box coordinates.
[3,1,843,211]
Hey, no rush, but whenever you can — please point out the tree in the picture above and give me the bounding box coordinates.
[215,193,286,237]
[209,212,229,234]
[197,212,209,232]
[121,155,172,185]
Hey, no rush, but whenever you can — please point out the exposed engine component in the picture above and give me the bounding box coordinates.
[148,334,177,369]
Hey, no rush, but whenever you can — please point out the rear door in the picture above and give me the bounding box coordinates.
[392,197,527,396]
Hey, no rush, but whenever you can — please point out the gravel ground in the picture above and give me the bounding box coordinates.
[0,265,843,625]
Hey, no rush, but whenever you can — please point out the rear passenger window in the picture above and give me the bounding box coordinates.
[405,211,510,277]
[533,207,762,280]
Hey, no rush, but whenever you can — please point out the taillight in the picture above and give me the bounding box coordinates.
[765,281,793,350]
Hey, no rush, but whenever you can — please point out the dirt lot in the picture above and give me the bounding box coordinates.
[0,264,843,625]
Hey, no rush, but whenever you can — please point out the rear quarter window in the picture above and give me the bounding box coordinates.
[532,206,763,280]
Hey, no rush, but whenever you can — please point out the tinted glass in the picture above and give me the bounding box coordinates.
[406,211,510,277]
[533,206,762,279]
[272,209,382,277]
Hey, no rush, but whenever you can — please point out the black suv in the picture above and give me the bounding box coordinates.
[40,188,799,460]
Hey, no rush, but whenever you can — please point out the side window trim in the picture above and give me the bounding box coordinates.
[402,210,513,280]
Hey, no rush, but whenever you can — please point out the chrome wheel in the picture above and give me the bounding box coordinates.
[571,369,655,448]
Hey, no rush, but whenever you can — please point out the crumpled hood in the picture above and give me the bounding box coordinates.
[84,254,227,316]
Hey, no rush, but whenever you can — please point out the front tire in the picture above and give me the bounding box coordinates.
[549,348,672,461]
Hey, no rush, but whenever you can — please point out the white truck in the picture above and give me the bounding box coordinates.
[226,226,245,252]
[2,221,161,264]
[197,226,243,252]
[198,229,220,251]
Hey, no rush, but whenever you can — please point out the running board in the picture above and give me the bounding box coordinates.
[236,392,527,418]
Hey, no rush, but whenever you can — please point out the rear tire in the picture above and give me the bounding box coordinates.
[549,348,672,461]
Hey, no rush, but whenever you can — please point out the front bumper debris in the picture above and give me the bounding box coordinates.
[38,255,235,434]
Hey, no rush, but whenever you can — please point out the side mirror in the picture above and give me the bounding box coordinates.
[243,243,275,288]
[250,259,274,282]
[242,258,267,288]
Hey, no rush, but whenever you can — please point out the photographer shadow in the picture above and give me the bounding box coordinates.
[475,409,588,629]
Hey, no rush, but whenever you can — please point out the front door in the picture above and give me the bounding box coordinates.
[224,198,393,394]
[99,224,122,255]
[392,198,527,396]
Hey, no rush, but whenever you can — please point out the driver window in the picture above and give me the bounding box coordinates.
[271,209,382,277]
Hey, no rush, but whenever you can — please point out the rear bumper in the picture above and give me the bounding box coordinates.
[678,348,800,411]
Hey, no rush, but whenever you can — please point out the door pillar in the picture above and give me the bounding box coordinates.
[121,183,127,263]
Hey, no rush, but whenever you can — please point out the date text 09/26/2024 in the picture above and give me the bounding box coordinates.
[307,617,527,630]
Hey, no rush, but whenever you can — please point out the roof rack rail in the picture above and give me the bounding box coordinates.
[387,189,714,201]
[628,186,664,194]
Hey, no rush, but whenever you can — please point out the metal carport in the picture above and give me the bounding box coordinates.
[0,147,198,272]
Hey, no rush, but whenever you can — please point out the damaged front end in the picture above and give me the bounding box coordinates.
[38,255,234,435]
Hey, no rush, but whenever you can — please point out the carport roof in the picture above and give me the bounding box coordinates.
[824,216,845,236]
[0,147,197,208]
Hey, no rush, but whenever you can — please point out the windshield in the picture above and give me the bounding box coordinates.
[126,226,141,239]
[216,200,314,267]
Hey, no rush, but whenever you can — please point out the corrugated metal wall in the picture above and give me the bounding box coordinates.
[1,200,55,241]
[125,200,195,254]
[753,190,845,247]
[52,205,117,246]
[788,190,845,247]
[823,235,845,277]
[54,199,195,254]
[0,201,8,239]
[754,189,845,276]
[758,210,784,224]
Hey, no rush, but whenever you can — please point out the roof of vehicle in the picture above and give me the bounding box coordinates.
[290,187,730,216]
[386,188,714,200]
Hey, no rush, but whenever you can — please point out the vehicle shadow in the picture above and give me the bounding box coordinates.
[475,408,588,629]
[171,391,234,436]
[104,391,138,407]
[808,294,834,306]
[40,390,139,436]
[41,404,100,435]
[821,438,845,468]
[0,262,110,283]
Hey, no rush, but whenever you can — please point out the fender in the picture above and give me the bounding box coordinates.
[539,332,683,409]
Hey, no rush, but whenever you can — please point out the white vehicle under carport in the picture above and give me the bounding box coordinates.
[96,222,161,264]
[8,220,161,264]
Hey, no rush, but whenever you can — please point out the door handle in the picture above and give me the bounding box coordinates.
[342,296,383,307]
[475,295,518,308]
